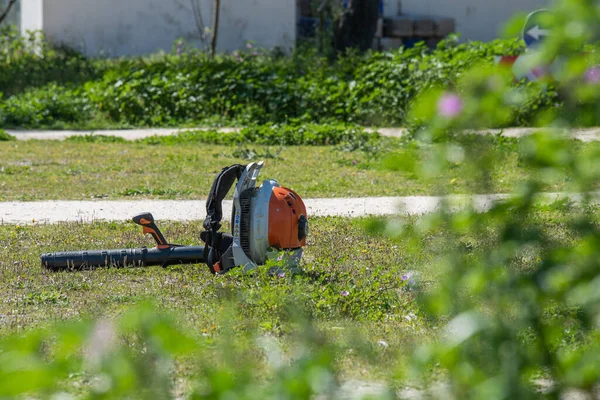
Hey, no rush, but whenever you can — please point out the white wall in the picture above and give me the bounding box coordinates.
[21,0,295,56]
[383,0,550,42]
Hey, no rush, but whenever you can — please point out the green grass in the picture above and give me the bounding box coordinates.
[1,217,423,330]
[0,217,428,382]
[0,135,597,201]
[0,207,590,388]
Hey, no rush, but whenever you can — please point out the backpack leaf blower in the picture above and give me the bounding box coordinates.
[41,162,308,274]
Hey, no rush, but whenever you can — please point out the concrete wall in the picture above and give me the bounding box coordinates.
[383,0,550,42]
[21,0,295,56]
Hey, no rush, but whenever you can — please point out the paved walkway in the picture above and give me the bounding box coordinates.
[338,379,598,400]
[0,193,594,225]
[7,127,600,142]
[7,127,239,141]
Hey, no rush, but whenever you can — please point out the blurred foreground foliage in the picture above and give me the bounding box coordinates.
[377,0,600,398]
[0,303,346,399]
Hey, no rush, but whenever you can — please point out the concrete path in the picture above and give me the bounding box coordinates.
[0,193,594,225]
[6,127,239,141]
[338,379,599,400]
[7,127,600,142]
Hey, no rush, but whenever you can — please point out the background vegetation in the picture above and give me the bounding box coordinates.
[0,24,539,129]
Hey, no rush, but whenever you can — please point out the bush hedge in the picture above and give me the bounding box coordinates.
[0,26,101,98]
[0,28,556,129]
[137,124,379,146]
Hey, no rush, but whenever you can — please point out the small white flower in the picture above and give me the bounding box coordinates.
[404,313,417,322]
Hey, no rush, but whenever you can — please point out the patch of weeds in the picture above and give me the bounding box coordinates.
[230,146,283,160]
[140,130,231,145]
[107,294,139,304]
[23,290,69,306]
[16,194,41,201]
[88,193,110,199]
[336,133,395,154]
[0,129,15,141]
[119,187,193,197]
[64,281,91,292]
[66,134,128,143]
[139,124,381,148]
[66,167,83,176]
[0,165,31,175]
[336,157,377,170]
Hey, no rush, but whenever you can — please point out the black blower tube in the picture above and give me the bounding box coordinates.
[41,246,206,271]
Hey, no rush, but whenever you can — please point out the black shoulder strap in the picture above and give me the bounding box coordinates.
[204,164,245,232]
[202,164,245,274]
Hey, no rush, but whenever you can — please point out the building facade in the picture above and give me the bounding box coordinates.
[383,0,550,43]
[17,0,550,57]
[20,0,295,56]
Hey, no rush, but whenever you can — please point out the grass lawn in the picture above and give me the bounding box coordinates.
[0,207,589,392]
[0,136,597,201]
[0,128,597,396]
[0,217,427,382]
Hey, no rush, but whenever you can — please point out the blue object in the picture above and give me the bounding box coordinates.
[343,0,383,16]
[402,38,426,48]
[297,17,332,38]
[522,9,553,49]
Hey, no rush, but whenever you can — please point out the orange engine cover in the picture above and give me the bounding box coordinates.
[268,187,307,249]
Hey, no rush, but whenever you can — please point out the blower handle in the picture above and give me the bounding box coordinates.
[132,212,168,247]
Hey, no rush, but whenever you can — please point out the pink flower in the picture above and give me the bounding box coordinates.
[277,272,286,278]
[246,43,253,49]
[437,93,463,118]
[401,272,413,281]
[340,290,349,296]
[584,66,600,84]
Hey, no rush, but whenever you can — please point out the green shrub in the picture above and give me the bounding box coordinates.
[0,83,92,128]
[350,37,527,125]
[139,124,380,146]
[0,129,15,141]
[0,25,102,97]
[0,32,547,129]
